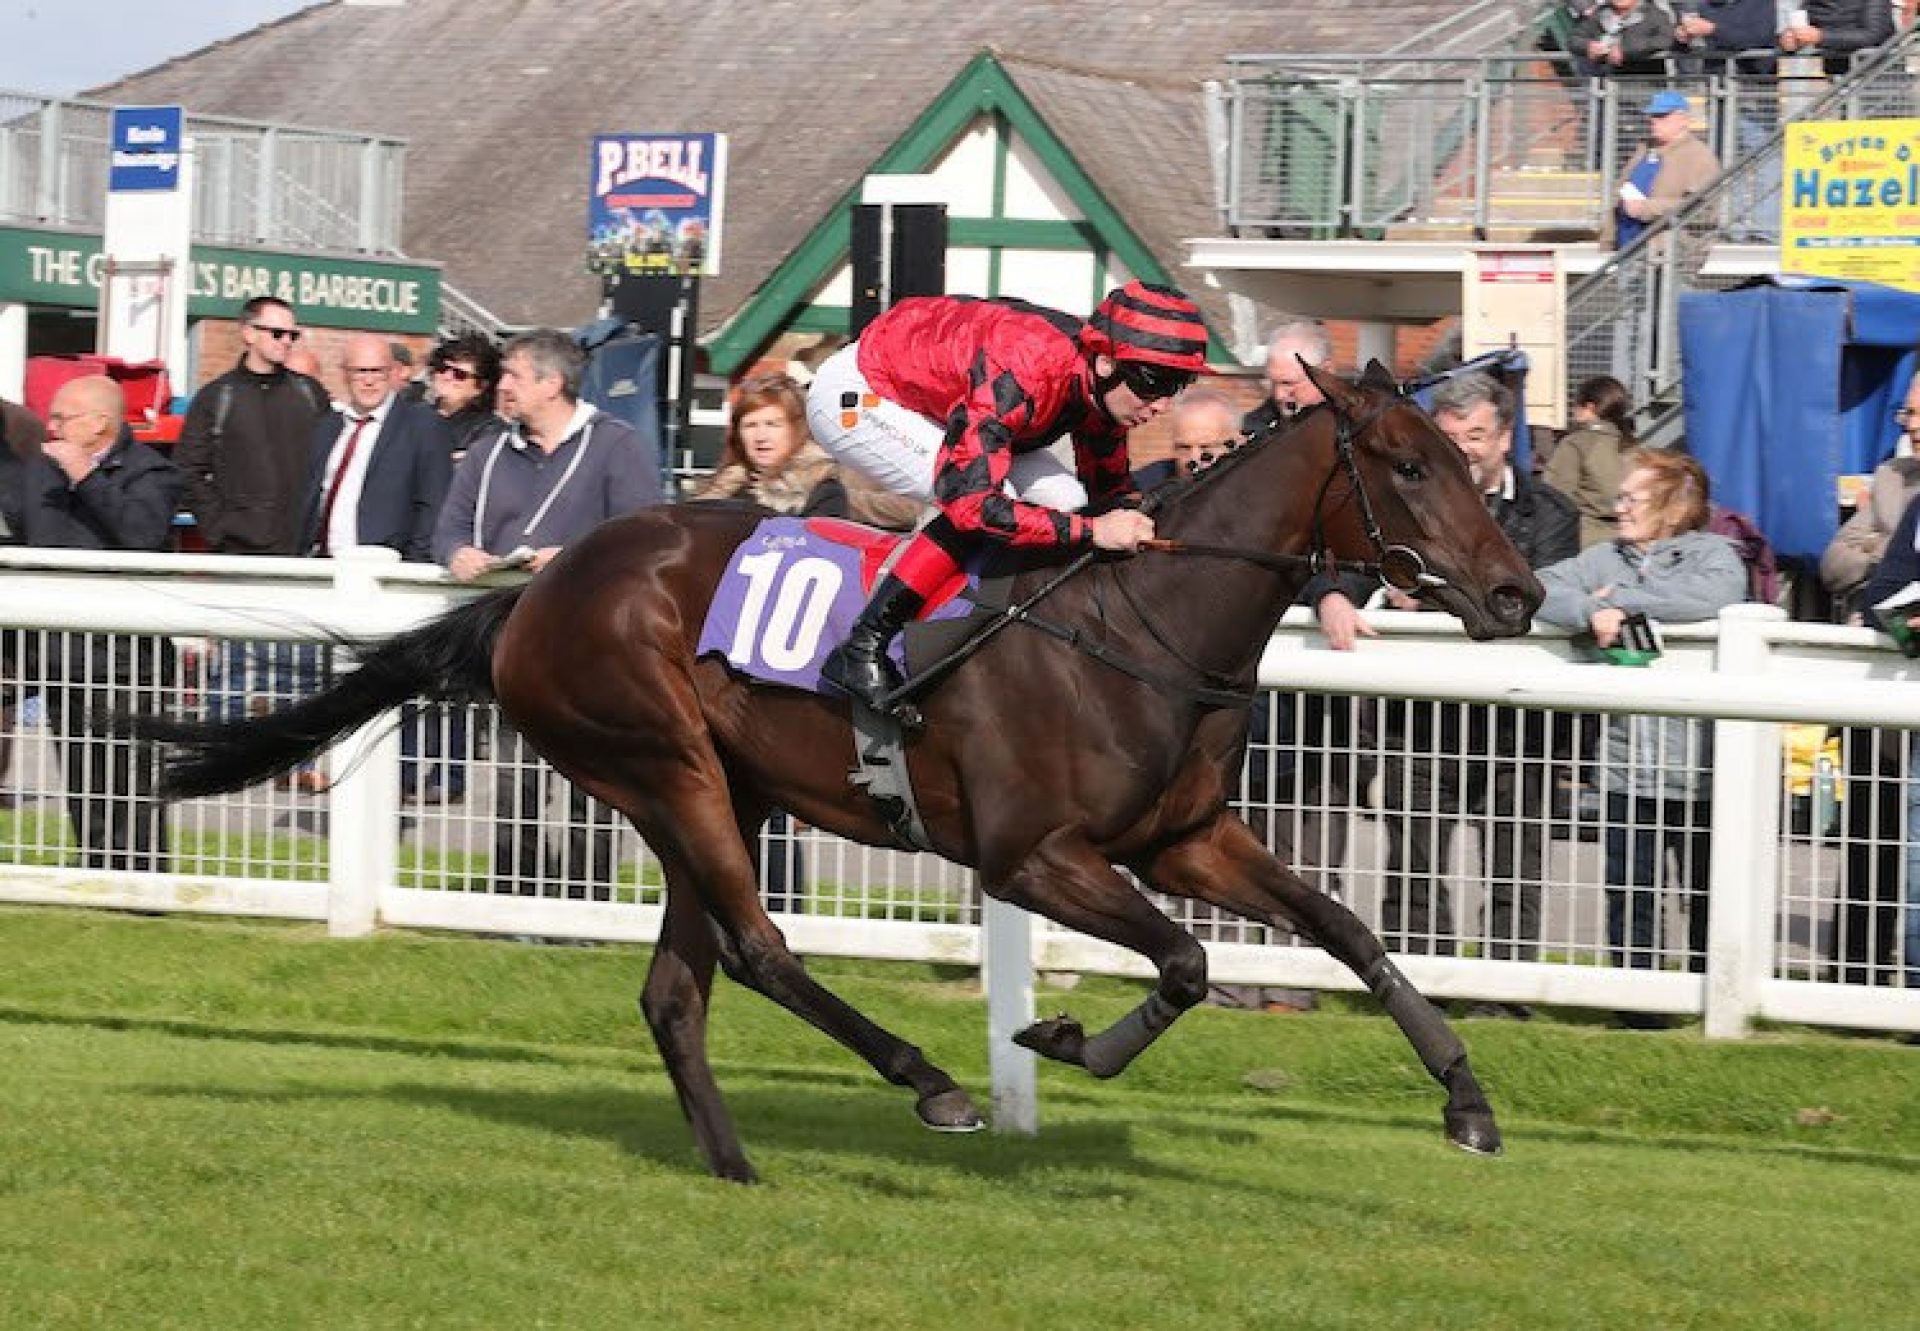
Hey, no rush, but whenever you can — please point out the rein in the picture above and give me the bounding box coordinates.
[888,389,1444,712]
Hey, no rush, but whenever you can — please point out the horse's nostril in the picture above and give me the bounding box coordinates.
[1491,586,1531,625]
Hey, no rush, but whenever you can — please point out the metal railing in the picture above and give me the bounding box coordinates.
[1218,43,1907,241]
[0,548,1917,1046]
[0,89,405,254]
[1563,28,1920,436]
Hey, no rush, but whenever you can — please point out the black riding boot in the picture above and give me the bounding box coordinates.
[822,575,925,715]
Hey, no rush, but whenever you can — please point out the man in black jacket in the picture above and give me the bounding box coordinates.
[25,376,182,869]
[1375,373,1578,971]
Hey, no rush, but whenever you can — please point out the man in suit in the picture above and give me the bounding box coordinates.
[299,332,456,798]
[299,331,454,562]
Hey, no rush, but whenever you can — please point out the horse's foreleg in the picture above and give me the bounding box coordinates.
[1143,816,1502,1155]
[994,828,1209,1079]
[639,881,756,1183]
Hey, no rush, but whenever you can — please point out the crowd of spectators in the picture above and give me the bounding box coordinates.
[1,278,1917,1002]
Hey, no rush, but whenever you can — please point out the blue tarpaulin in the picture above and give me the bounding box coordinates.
[1679,276,1920,562]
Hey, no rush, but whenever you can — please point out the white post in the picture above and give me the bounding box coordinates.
[325,551,403,937]
[981,886,1037,1134]
[1703,603,1785,1037]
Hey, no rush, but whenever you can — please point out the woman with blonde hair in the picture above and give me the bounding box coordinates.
[696,372,922,530]
[1535,449,1749,1004]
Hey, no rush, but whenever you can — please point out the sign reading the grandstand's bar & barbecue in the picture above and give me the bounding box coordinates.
[1781,119,1920,292]
[588,133,727,278]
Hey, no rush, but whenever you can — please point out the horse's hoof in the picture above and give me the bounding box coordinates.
[1445,1108,1504,1157]
[1012,1014,1087,1067]
[917,1086,985,1133]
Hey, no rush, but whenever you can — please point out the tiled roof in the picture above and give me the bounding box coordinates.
[96,0,1487,348]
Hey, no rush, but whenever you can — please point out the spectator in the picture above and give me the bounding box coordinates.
[1857,489,1920,989]
[1820,370,1920,985]
[174,295,330,555]
[298,332,454,562]
[1574,0,1679,76]
[1535,450,1748,1000]
[1601,92,1723,253]
[173,296,332,741]
[433,328,665,899]
[23,376,182,870]
[1243,319,1367,948]
[805,281,1205,718]
[0,396,44,806]
[695,371,923,529]
[1780,0,1895,73]
[1375,374,1578,980]
[389,340,428,404]
[426,332,504,464]
[300,333,457,803]
[1819,367,1920,620]
[1545,375,1638,549]
[1135,387,1242,489]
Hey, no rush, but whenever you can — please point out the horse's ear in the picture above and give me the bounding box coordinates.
[1302,358,1363,416]
[1359,359,1399,394]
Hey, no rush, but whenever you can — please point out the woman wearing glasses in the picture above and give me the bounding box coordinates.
[803,281,1211,718]
[425,332,503,465]
[1536,450,1748,1006]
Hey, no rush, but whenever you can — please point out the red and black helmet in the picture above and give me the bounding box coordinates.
[1087,280,1209,373]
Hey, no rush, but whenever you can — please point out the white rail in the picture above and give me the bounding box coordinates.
[0,551,1915,1111]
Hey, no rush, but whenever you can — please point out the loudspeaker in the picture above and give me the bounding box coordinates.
[611,272,697,340]
[850,203,946,337]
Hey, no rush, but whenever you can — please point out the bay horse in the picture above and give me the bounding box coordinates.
[127,362,1542,1183]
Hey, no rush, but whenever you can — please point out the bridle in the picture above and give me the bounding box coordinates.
[1139,395,1453,596]
[883,384,1456,713]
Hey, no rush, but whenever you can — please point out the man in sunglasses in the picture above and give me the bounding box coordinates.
[175,295,330,555]
[805,280,1209,718]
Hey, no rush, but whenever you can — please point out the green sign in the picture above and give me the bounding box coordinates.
[0,225,442,334]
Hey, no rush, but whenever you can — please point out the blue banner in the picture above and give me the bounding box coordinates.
[109,106,183,193]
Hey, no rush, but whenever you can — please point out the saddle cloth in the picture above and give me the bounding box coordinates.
[695,516,978,694]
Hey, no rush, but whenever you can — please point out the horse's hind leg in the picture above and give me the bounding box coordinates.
[619,778,984,1137]
[639,878,756,1184]
[1142,817,1501,1156]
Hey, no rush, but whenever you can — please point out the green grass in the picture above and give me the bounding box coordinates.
[0,906,1915,1329]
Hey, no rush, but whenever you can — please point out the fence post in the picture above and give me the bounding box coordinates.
[324,553,402,937]
[982,885,1037,1134]
[1703,603,1785,1037]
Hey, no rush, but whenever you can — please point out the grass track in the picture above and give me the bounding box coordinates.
[0,906,1915,1330]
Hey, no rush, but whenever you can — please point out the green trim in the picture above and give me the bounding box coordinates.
[706,50,1211,374]
[787,304,851,335]
[945,217,1103,249]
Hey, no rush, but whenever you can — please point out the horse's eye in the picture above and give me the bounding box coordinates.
[1393,461,1425,481]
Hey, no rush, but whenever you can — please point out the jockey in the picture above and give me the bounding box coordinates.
[805,280,1210,717]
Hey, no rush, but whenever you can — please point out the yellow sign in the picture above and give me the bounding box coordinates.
[1782,119,1920,292]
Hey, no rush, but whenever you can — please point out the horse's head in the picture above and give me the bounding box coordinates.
[1302,360,1541,640]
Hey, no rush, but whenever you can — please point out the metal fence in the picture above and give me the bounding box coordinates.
[1,548,1917,1047]
[0,89,405,254]
[1563,32,1920,431]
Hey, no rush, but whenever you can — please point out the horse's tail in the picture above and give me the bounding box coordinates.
[119,586,525,799]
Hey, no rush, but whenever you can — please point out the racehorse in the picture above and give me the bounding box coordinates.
[124,362,1542,1183]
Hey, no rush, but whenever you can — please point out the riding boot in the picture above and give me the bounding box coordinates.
[821,575,925,716]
